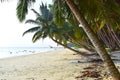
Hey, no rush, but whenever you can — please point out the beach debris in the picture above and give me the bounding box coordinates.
[75,64,103,80]
[81,70,101,78]
[75,70,102,79]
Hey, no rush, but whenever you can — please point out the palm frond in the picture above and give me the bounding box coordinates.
[40,3,48,15]
[31,9,40,17]
[25,19,41,25]
[40,3,53,21]
[32,31,42,43]
[52,0,66,27]
[16,0,35,22]
[23,26,40,36]
[35,16,46,23]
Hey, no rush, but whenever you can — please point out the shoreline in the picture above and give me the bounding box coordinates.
[0,47,62,59]
[0,48,120,80]
[0,49,85,80]
[0,48,59,60]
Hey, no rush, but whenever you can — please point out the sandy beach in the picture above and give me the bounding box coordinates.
[0,48,120,80]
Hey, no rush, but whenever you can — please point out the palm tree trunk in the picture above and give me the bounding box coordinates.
[107,24,120,48]
[98,27,116,50]
[50,36,90,57]
[65,0,120,80]
[65,33,95,52]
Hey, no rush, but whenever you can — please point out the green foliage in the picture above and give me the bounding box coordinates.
[74,27,84,39]
[99,20,106,29]
[52,0,120,37]
[16,0,35,22]
[23,26,40,36]
[51,0,120,51]
[23,3,53,43]
[52,0,66,28]
[32,31,42,42]
[25,19,41,25]
[31,9,40,17]
[2,0,120,52]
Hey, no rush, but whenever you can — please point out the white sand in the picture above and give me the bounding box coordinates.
[0,49,90,80]
[0,48,120,80]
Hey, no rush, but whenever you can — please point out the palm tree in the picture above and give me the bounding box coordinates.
[23,3,91,57]
[64,0,120,79]
[23,3,53,42]
[2,0,120,52]
[1,0,120,79]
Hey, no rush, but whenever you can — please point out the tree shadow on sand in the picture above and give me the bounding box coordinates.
[72,52,120,80]
[70,52,120,64]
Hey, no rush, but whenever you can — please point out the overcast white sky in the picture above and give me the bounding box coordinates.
[0,0,58,47]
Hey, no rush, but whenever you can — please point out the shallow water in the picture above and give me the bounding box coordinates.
[0,47,62,58]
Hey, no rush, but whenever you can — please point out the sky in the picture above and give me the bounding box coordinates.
[0,0,58,47]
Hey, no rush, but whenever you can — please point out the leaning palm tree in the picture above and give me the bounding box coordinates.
[54,0,120,80]
[2,0,120,51]
[1,0,120,79]
[53,0,120,79]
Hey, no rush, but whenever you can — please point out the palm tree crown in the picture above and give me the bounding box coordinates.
[23,3,55,42]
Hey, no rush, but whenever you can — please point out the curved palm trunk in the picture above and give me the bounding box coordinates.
[65,33,95,52]
[65,0,120,80]
[50,36,91,57]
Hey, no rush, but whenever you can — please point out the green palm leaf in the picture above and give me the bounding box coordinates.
[40,3,53,21]
[32,31,42,43]
[31,9,40,17]
[16,0,35,22]
[25,19,41,25]
[36,17,46,23]
[23,26,40,36]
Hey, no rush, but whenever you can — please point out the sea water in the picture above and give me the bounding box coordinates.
[0,47,62,59]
